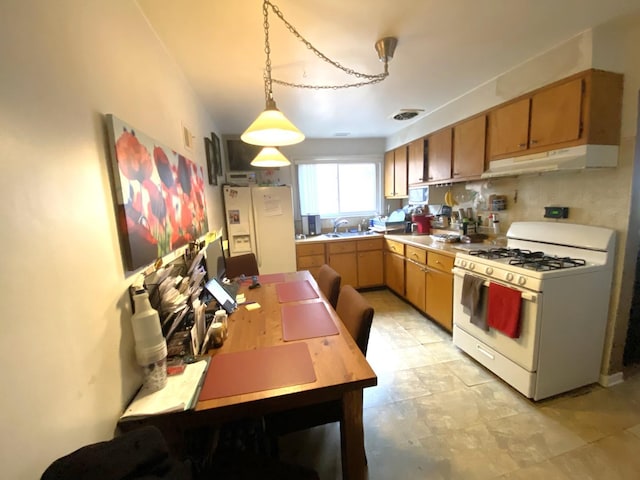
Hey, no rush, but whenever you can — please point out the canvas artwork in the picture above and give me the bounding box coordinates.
[106,114,209,271]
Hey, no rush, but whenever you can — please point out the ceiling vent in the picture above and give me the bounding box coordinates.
[390,109,424,121]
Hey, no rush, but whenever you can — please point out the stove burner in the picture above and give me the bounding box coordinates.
[509,256,587,271]
[467,247,587,271]
[469,248,536,259]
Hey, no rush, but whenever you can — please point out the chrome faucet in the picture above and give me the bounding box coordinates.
[333,218,349,232]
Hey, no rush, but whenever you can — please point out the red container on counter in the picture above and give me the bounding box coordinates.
[411,214,433,234]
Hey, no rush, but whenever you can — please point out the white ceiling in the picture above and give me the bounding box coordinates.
[138,0,640,140]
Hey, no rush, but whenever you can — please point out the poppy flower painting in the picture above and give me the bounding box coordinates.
[106,114,209,271]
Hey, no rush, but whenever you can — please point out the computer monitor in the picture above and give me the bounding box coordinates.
[204,277,238,314]
[205,236,226,282]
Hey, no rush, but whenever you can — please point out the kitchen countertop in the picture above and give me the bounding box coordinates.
[295,231,493,257]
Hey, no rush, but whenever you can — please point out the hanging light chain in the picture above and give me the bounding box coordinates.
[263,0,389,90]
[263,0,274,103]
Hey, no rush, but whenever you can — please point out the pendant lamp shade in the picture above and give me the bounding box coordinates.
[241,99,305,147]
[250,146,291,167]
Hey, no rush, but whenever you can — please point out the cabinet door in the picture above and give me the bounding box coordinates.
[384,150,395,197]
[358,250,383,287]
[405,261,426,312]
[384,251,405,296]
[426,127,452,182]
[488,98,530,159]
[453,115,486,179]
[394,146,408,197]
[425,268,453,331]
[329,252,358,288]
[407,138,426,185]
[530,78,583,149]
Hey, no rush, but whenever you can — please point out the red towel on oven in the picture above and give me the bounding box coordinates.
[486,282,522,338]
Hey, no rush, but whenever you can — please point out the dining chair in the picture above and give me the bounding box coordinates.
[264,285,374,454]
[225,252,260,279]
[317,264,341,309]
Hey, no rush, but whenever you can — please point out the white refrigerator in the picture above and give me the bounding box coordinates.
[222,185,297,274]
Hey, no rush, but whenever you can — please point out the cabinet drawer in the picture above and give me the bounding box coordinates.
[428,252,454,272]
[357,237,383,251]
[297,254,325,269]
[405,245,427,264]
[296,243,325,256]
[385,239,405,255]
[327,240,356,254]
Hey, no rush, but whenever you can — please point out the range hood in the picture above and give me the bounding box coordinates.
[481,144,619,179]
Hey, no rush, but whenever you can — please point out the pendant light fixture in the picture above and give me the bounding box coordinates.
[250,146,291,167]
[242,0,398,167]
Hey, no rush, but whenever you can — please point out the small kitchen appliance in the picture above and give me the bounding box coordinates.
[411,213,433,234]
[301,214,321,236]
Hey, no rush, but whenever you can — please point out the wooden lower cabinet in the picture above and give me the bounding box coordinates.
[405,260,426,311]
[425,252,454,331]
[384,239,405,295]
[357,238,384,287]
[296,243,326,278]
[328,241,358,288]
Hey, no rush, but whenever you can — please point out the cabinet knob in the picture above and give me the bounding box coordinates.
[453,172,460,176]
[530,139,538,145]
[518,143,526,148]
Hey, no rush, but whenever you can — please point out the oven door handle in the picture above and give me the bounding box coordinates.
[453,267,538,303]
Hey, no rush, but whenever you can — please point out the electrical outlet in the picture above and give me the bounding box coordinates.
[544,206,569,219]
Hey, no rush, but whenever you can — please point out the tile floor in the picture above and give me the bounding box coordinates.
[279,288,640,479]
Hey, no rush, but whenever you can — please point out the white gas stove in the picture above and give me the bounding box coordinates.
[452,221,616,400]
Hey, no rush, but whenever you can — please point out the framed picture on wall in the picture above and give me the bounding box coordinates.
[211,132,222,178]
[204,137,217,185]
[105,114,209,271]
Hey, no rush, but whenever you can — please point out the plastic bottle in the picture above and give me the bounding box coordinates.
[130,290,167,391]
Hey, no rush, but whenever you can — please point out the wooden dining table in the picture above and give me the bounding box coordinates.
[121,270,377,480]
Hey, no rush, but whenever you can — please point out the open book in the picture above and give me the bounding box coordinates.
[120,359,209,420]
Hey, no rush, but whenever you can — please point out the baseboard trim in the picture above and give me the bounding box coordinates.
[599,371,625,387]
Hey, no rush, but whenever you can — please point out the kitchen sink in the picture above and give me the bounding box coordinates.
[322,231,378,238]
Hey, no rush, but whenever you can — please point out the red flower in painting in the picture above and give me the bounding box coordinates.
[154,146,174,188]
[116,128,153,182]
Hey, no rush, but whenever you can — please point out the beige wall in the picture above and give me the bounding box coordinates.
[388,18,640,377]
[0,1,225,478]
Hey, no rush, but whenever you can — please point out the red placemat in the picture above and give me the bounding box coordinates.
[258,273,286,284]
[282,301,339,341]
[198,343,316,401]
[276,280,319,303]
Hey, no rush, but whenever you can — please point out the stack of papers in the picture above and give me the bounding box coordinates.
[120,359,209,420]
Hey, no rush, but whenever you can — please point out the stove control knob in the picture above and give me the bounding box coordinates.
[485,267,493,275]
[518,276,526,286]
[468,262,476,270]
[460,260,467,268]
[506,273,514,282]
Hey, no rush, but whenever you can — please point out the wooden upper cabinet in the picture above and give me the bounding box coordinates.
[488,98,530,158]
[407,138,426,185]
[453,115,486,180]
[394,146,408,197]
[426,128,452,182]
[384,150,395,197]
[384,147,408,198]
[487,70,622,161]
[529,77,583,149]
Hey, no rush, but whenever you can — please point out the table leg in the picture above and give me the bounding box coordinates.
[340,389,367,480]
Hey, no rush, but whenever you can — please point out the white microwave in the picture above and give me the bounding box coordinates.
[408,186,429,205]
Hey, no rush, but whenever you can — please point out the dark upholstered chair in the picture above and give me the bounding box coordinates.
[225,252,259,279]
[317,264,341,309]
[336,285,375,356]
[41,425,319,480]
[264,285,375,454]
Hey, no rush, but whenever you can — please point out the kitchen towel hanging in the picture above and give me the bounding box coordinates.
[486,282,522,338]
[461,274,488,331]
